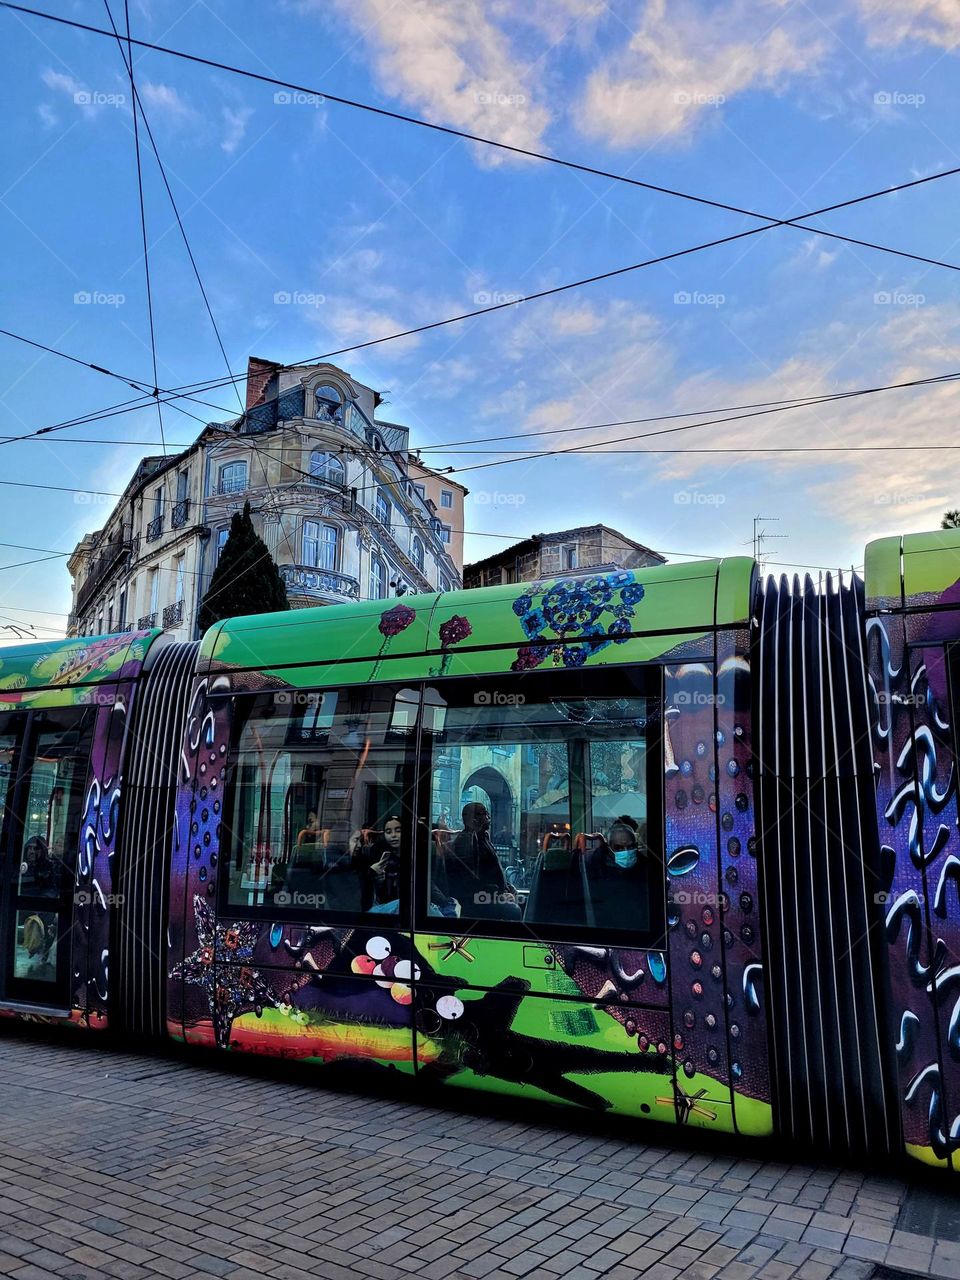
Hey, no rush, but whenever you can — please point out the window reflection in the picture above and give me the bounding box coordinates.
[423,680,657,933]
[224,687,415,918]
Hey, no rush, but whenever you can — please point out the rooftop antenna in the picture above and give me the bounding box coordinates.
[749,514,787,574]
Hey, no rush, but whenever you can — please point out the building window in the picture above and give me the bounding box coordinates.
[107,599,114,633]
[303,520,339,571]
[411,536,424,573]
[176,469,189,503]
[369,555,387,599]
[439,575,451,593]
[309,450,345,486]
[414,483,426,501]
[439,523,452,545]
[149,569,159,616]
[563,544,578,570]
[216,527,230,563]
[153,486,164,521]
[175,555,186,604]
[218,460,248,495]
[314,384,344,425]
[440,489,453,509]
[118,588,126,630]
[375,490,391,527]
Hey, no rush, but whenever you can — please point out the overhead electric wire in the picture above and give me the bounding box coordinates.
[101,0,245,419]
[4,1,960,283]
[113,0,167,458]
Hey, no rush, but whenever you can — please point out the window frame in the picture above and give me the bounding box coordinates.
[215,687,417,927]
[212,667,666,949]
[411,536,425,573]
[369,555,387,599]
[412,666,666,948]
[309,449,346,486]
[218,460,248,496]
[0,704,97,1006]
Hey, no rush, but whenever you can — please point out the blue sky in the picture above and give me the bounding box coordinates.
[2,0,960,641]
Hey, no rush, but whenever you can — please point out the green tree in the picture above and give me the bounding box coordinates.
[942,510,960,529]
[198,501,289,633]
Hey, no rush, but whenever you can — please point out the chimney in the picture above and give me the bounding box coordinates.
[245,356,280,409]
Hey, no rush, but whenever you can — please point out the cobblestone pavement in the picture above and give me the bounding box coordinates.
[0,1028,957,1280]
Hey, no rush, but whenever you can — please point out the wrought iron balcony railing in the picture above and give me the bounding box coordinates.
[171,498,190,529]
[162,600,184,628]
[137,612,157,629]
[146,515,163,541]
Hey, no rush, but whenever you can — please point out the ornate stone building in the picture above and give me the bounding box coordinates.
[67,359,466,639]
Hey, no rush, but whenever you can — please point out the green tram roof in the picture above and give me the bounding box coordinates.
[865,528,960,611]
[0,629,159,711]
[200,556,756,688]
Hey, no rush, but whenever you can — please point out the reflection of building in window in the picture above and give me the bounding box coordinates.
[314,384,344,424]
[424,677,658,934]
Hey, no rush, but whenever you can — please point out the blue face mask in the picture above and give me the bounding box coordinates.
[613,848,637,870]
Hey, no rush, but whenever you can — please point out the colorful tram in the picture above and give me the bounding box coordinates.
[1,530,959,1171]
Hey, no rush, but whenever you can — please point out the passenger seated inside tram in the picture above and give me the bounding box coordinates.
[433,803,520,920]
[296,810,324,857]
[361,816,403,913]
[587,815,650,932]
[20,835,55,895]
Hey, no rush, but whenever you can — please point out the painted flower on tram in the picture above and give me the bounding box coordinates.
[439,614,472,648]
[378,603,416,638]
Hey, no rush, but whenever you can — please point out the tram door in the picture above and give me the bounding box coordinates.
[0,706,95,1010]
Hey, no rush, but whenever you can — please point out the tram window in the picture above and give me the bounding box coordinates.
[17,709,95,900]
[13,910,58,982]
[421,671,662,939]
[223,685,418,918]
[0,719,19,834]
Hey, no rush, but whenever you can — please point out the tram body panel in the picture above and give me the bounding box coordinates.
[165,559,772,1137]
[866,532,960,1172]
[0,631,158,1028]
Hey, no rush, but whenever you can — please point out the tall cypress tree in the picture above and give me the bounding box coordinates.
[198,501,289,633]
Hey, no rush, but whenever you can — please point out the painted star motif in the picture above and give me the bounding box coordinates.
[171,894,277,1046]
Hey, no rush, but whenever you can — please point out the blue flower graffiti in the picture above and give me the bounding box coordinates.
[511,573,645,671]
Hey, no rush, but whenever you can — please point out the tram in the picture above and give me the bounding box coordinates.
[0,528,957,1172]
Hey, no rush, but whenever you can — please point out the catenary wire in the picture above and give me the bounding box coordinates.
[4,2,960,282]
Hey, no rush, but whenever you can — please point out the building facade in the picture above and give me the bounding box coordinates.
[68,359,465,639]
[463,525,665,590]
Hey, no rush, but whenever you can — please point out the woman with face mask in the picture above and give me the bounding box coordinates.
[578,816,650,933]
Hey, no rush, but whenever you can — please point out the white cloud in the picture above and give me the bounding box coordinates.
[577,0,825,147]
[139,81,193,122]
[857,0,960,49]
[41,68,83,98]
[221,106,254,154]
[329,0,552,160]
[36,103,59,130]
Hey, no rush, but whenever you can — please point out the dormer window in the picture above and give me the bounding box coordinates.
[314,384,344,425]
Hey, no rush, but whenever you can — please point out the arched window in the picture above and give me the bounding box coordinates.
[304,520,339,571]
[314,383,344,424]
[411,536,424,573]
[309,450,345,486]
[369,555,387,600]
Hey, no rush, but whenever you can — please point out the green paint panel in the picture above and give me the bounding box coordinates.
[866,529,960,610]
[0,631,158,710]
[205,558,752,684]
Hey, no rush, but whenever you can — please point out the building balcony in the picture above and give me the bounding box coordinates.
[75,531,133,616]
[146,515,163,542]
[171,499,190,529]
[280,564,361,604]
[162,600,184,628]
[137,612,157,630]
